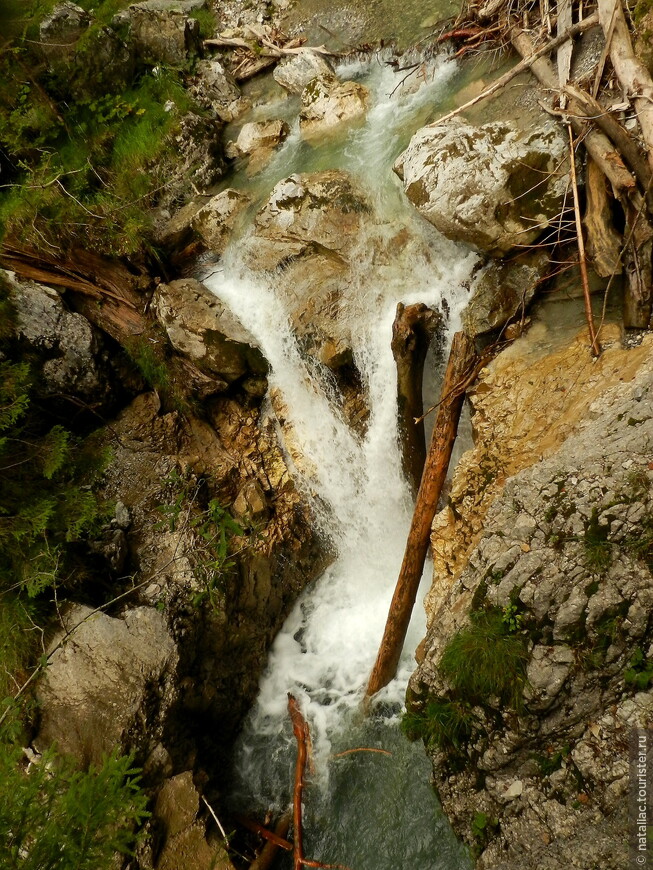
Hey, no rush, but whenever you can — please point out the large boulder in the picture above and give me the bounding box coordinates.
[154,278,268,382]
[35,605,178,766]
[6,270,108,401]
[462,250,549,337]
[395,117,569,255]
[191,188,252,253]
[225,118,290,172]
[299,76,369,142]
[39,2,90,64]
[244,170,372,368]
[113,0,206,65]
[273,51,335,94]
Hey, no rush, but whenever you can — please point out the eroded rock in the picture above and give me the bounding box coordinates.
[192,59,248,122]
[273,51,335,94]
[154,278,268,382]
[299,75,369,142]
[35,605,178,766]
[191,188,251,253]
[395,117,569,255]
[225,118,289,171]
[39,2,90,65]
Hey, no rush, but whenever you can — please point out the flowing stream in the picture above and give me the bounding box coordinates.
[204,52,476,870]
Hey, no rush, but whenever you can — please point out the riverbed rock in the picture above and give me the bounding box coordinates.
[273,51,335,94]
[225,118,289,171]
[154,278,268,382]
[192,59,248,122]
[6,270,108,402]
[190,188,251,253]
[114,0,205,65]
[410,326,653,870]
[245,170,371,367]
[299,75,369,142]
[172,113,226,192]
[395,117,569,255]
[35,605,178,766]
[462,250,549,337]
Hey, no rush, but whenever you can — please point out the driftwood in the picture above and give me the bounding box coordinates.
[567,126,602,356]
[623,197,653,327]
[433,13,599,127]
[249,813,292,870]
[584,156,623,277]
[236,814,293,851]
[365,332,477,699]
[391,303,441,497]
[597,0,653,172]
[510,28,637,197]
[288,693,309,870]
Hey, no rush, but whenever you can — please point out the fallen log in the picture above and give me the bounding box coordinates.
[510,27,637,198]
[567,125,602,356]
[236,814,293,851]
[391,302,441,497]
[597,0,653,173]
[365,331,477,699]
[288,694,309,870]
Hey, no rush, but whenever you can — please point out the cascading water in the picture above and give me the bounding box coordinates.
[204,51,476,869]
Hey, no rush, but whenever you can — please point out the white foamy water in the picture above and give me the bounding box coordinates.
[204,51,476,869]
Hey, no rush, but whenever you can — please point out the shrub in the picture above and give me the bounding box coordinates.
[0,733,149,870]
[401,699,476,751]
[439,610,528,709]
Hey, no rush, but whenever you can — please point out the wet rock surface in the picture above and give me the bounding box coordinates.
[191,188,252,253]
[395,117,569,255]
[273,51,335,93]
[412,328,653,869]
[299,75,369,141]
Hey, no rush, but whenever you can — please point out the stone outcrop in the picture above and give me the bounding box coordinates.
[113,0,206,65]
[299,76,369,142]
[154,772,234,870]
[273,51,335,94]
[39,2,90,65]
[153,277,268,383]
[35,605,178,767]
[395,117,569,255]
[6,270,109,402]
[411,325,653,869]
[192,59,248,122]
[462,251,548,337]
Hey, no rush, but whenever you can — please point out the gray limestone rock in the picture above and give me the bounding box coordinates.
[191,188,251,253]
[395,117,569,255]
[114,0,206,65]
[299,75,369,142]
[154,278,268,382]
[35,605,178,766]
[273,52,335,94]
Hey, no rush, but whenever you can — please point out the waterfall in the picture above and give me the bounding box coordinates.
[203,50,476,869]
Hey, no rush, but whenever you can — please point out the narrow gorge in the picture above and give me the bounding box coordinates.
[1,1,652,869]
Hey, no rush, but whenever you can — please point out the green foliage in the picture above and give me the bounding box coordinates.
[439,610,528,709]
[470,812,498,857]
[0,0,200,256]
[0,596,39,700]
[0,361,110,599]
[625,647,653,691]
[126,337,171,394]
[0,735,149,870]
[401,699,476,751]
[501,601,523,633]
[583,507,612,572]
[157,472,244,608]
[189,7,217,38]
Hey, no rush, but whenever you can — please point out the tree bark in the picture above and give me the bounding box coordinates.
[391,302,442,496]
[365,331,477,699]
[584,157,623,278]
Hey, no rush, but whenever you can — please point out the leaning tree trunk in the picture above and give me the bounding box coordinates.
[391,302,442,496]
[365,331,476,699]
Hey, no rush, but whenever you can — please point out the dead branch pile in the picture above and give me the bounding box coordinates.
[430,0,653,334]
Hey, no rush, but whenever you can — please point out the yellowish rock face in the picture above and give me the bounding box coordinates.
[425,323,653,622]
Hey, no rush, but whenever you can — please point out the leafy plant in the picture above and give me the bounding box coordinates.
[625,647,653,691]
[156,472,244,608]
[501,601,523,633]
[470,811,498,857]
[0,735,149,870]
[439,610,528,709]
[401,699,477,751]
